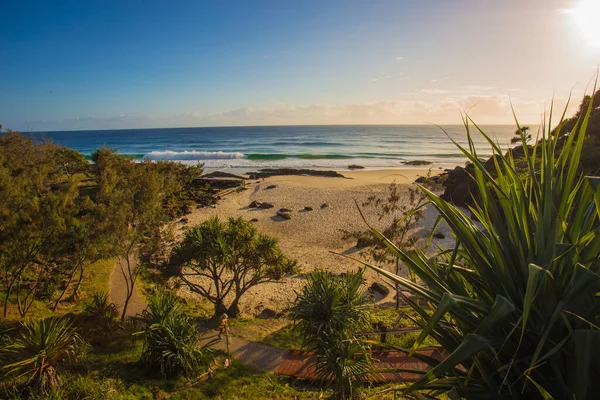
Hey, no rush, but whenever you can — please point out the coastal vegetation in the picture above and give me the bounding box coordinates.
[350,91,600,398]
[0,89,599,399]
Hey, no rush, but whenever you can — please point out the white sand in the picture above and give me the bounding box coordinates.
[175,169,454,316]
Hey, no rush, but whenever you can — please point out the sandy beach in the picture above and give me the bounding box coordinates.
[175,168,454,316]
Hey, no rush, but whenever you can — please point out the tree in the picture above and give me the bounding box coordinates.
[0,132,80,317]
[291,269,372,400]
[510,125,531,144]
[92,149,166,320]
[355,96,600,398]
[342,180,432,309]
[173,217,297,318]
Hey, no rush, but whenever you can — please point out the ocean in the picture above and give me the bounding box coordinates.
[29,125,522,170]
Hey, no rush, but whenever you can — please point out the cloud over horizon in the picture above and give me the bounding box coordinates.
[8,94,577,132]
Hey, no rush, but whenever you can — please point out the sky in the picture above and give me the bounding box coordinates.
[1,0,599,131]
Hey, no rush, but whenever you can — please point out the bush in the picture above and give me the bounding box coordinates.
[137,291,204,378]
[291,269,372,400]
[1,316,85,395]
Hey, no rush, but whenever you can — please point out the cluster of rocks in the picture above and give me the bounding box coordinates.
[416,145,529,208]
[247,198,328,221]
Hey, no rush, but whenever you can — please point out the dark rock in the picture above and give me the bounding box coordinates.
[249,200,262,208]
[304,206,313,211]
[201,171,247,180]
[433,233,445,239]
[250,218,259,222]
[252,168,348,179]
[258,202,274,209]
[348,164,365,170]
[402,160,432,166]
[320,203,329,209]
[265,185,277,190]
[276,211,292,220]
[369,282,390,297]
[257,308,278,319]
[279,208,292,213]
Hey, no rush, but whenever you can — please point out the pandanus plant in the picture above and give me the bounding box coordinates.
[1,316,84,394]
[350,91,600,399]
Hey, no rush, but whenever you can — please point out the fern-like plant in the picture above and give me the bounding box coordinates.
[351,92,600,399]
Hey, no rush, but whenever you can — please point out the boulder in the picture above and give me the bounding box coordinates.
[320,203,329,209]
[250,218,259,222]
[279,208,292,213]
[304,206,313,211]
[248,200,261,208]
[257,308,278,319]
[348,164,365,170]
[265,185,277,190]
[433,233,445,239]
[369,282,390,297]
[276,211,292,220]
[258,202,274,209]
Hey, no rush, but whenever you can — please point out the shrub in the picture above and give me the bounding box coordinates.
[1,316,85,395]
[81,292,120,344]
[291,269,372,400]
[137,291,204,378]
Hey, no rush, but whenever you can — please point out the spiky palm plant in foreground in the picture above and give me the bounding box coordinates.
[352,94,600,399]
[291,269,373,400]
[1,316,84,394]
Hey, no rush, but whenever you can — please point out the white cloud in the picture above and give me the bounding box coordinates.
[396,56,404,60]
[430,77,450,83]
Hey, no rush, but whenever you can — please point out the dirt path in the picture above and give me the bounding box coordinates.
[109,253,147,318]
[197,326,287,372]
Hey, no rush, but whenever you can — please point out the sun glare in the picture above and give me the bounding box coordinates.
[567,1,600,49]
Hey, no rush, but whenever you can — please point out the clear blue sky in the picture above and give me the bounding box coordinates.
[1,0,599,131]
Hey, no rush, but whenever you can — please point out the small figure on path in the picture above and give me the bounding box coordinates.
[218,313,228,340]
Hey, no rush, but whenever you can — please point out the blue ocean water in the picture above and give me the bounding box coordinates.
[29,125,523,169]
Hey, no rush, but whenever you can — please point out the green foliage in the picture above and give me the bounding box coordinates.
[291,269,373,399]
[356,93,600,399]
[554,89,600,174]
[1,316,85,395]
[82,292,120,344]
[173,216,297,318]
[137,291,204,378]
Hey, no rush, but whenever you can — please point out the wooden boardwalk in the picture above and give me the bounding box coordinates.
[276,348,446,383]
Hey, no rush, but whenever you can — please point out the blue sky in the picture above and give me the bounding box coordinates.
[1,0,599,131]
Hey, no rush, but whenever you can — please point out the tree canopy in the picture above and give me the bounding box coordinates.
[173,216,297,318]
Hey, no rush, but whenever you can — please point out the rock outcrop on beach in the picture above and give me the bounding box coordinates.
[434,145,528,207]
[249,169,347,179]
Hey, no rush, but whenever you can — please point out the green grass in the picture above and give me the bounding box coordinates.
[2,258,117,320]
[261,324,303,351]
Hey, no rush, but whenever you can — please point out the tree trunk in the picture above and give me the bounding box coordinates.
[214,300,228,319]
[395,258,401,309]
[227,298,241,318]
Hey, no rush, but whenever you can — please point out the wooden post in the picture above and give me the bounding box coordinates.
[225,318,231,364]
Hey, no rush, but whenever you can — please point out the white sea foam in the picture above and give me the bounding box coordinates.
[145,150,245,160]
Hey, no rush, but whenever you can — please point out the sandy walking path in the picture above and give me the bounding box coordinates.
[110,253,147,318]
[197,326,287,372]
